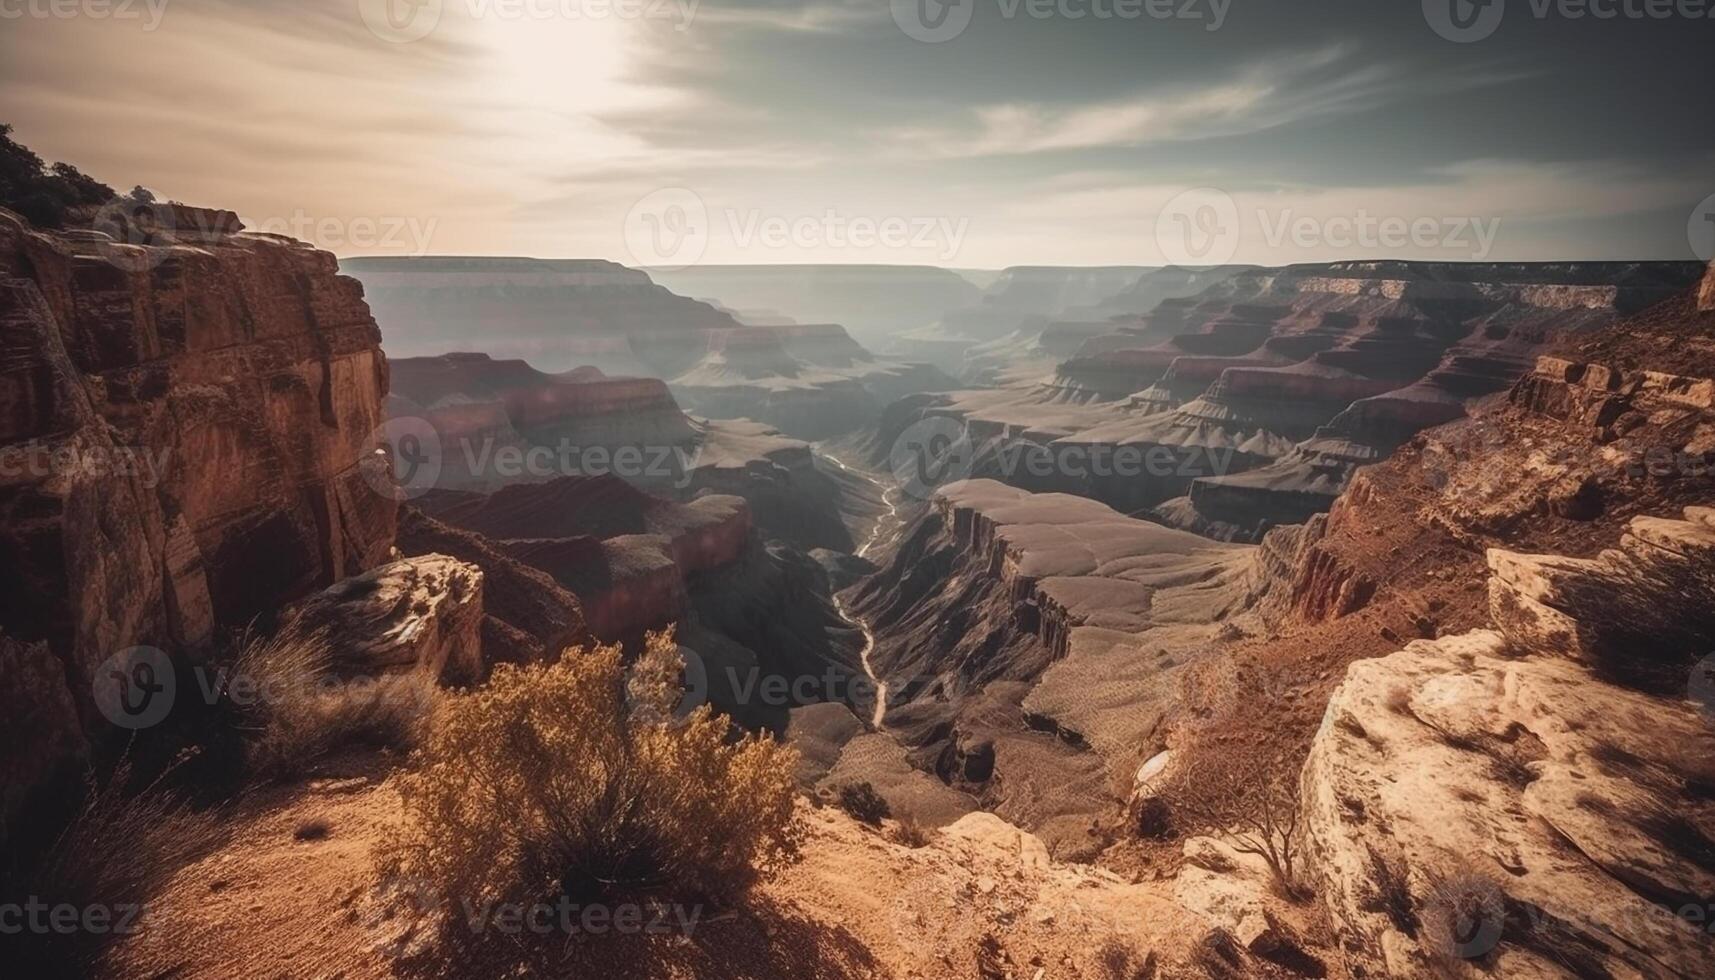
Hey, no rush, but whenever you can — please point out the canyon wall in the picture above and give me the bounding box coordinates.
[879,260,1704,542]
[1292,280,1715,977]
[343,256,738,375]
[0,205,397,703]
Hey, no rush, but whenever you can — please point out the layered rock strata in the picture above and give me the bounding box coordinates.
[0,205,397,767]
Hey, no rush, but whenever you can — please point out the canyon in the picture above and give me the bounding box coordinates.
[5,183,1714,980]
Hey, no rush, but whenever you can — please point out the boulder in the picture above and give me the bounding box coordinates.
[285,555,484,684]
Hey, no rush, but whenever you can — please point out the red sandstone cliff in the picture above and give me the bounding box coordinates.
[0,204,400,785]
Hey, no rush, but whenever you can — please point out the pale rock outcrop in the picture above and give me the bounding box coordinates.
[1303,512,1715,978]
[284,554,484,684]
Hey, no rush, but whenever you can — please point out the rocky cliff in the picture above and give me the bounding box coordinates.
[0,205,400,743]
[1285,273,1715,977]
[879,260,1704,542]
[845,479,1267,857]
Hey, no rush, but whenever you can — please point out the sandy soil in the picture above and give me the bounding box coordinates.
[106,749,1215,980]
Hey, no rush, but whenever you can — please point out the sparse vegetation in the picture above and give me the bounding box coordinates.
[0,764,222,979]
[0,123,114,228]
[1161,749,1308,900]
[218,627,437,780]
[836,781,891,827]
[889,814,932,848]
[377,630,800,939]
[1362,845,1420,937]
[1097,936,1159,979]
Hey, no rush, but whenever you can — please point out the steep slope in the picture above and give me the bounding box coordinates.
[842,479,1267,858]
[384,352,871,551]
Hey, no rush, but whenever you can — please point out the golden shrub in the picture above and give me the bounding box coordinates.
[378,629,799,918]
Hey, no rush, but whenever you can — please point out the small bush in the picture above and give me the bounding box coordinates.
[0,765,221,978]
[889,815,932,848]
[378,630,799,931]
[1097,936,1158,979]
[836,782,891,826]
[1162,749,1308,900]
[219,628,437,780]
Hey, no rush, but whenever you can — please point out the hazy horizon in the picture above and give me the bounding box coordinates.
[3,0,1711,268]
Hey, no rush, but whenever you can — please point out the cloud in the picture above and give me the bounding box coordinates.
[883,44,1531,159]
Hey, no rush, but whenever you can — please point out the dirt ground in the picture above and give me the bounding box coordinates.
[103,749,1237,980]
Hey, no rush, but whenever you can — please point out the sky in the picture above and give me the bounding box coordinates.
[1,0,1712,267]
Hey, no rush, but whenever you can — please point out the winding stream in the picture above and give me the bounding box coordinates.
[820,453,900,729]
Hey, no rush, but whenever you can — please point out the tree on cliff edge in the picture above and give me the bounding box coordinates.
[0,123,115,229]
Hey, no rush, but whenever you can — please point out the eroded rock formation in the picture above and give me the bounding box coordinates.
[882,261,1704,542]
[0,205,397,769]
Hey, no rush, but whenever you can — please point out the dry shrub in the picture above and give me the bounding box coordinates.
[836,782,891,826]
[889,815,932,848]
[1161,747,1307,900]
[1,764,222,978]
[221,628,436,780]
[1097,936,1158,979]
[378,630,799,922]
